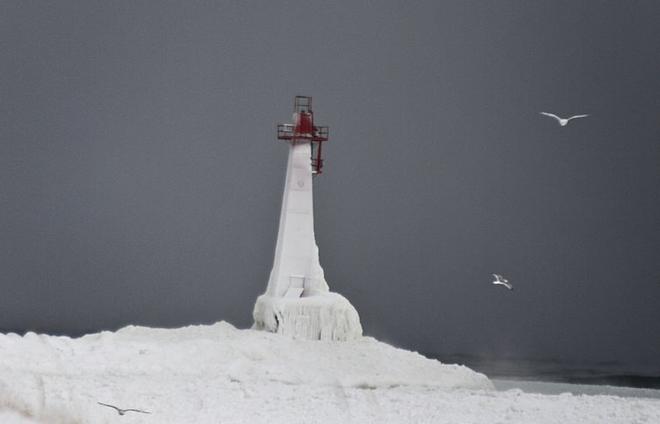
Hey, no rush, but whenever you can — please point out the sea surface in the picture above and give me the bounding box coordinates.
[434,353,660,392]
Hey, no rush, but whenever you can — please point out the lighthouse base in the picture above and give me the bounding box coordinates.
[252,292,362,341]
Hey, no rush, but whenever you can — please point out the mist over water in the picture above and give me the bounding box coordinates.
[433,353,660,390]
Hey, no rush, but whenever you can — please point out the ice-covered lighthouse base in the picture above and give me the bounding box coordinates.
[253,292,363,341]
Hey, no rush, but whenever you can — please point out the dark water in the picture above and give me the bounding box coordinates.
[431,353,660,390]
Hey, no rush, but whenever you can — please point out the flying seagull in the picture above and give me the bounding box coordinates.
[492,274,513,291]
[97,402,151,416]
[540,112,589,126]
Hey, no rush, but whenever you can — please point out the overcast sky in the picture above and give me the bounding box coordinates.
[1,1,659,372]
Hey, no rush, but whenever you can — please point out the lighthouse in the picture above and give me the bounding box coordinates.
[253,96,362,341]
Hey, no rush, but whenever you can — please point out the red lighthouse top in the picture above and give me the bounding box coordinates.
[277,96,329,174]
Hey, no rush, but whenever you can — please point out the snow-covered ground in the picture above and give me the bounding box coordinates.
[0,322,658,424]
[494,379,660,400]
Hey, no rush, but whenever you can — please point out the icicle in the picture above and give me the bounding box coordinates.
[253,293,362,341]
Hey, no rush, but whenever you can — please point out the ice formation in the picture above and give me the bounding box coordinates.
[253,102,362,341]
[1,323,658,424]
[253,292,362,341]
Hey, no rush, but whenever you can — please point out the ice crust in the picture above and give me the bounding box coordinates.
[253,292,363,341]
[0,323,659,423]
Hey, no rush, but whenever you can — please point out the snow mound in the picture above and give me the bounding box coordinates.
[1,323,658,423]
[253,292,363,341]
[0,322,489,423]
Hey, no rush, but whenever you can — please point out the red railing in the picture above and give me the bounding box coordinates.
[277,124,329,142]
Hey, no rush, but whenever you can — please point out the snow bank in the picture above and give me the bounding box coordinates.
[0,322,489,390]
[0,322,488,423]
[253,292,363,341]
[1,323,658,423]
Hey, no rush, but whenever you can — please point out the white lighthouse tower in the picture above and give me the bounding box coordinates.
[253,96,362,341]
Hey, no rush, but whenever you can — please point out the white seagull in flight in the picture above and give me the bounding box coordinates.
[540,112,589,126]
[98,402,151,416]
[492,274,513,291]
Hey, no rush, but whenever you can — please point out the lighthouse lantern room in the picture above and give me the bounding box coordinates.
[276,96,329,174]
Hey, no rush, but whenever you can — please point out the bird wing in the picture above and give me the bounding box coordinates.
[98,402,120,412]
[567,114,589,121]
[493,281,513,290]
[492,273,500,281]
[540,112,561,121]
[124,409,151,414]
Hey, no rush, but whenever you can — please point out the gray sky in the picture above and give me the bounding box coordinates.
[1,1,659,372]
